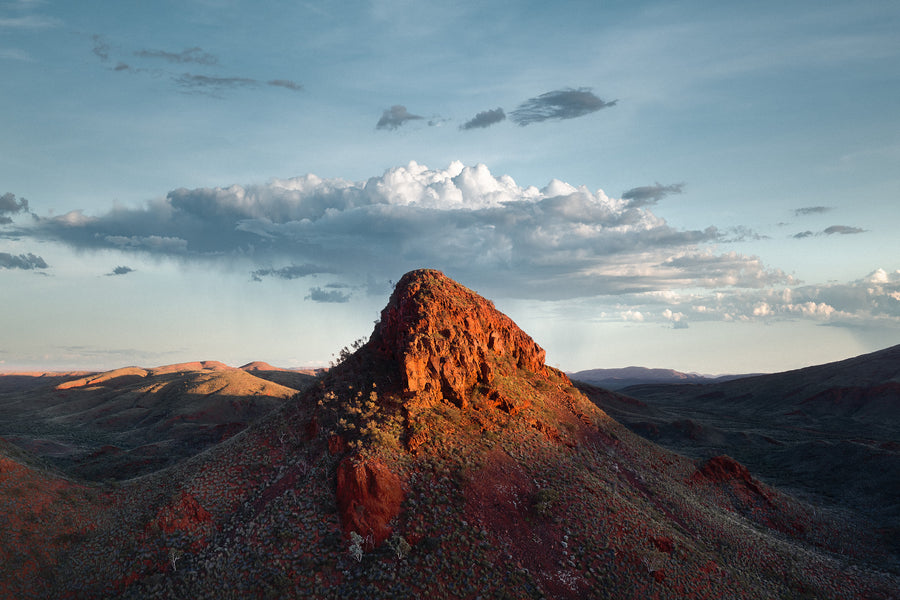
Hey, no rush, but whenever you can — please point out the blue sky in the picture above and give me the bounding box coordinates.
[2,0,899,374]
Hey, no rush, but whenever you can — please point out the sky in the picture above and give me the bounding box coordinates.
[2,0,899,375]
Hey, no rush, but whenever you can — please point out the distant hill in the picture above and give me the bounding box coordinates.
[1,270,896,598]
[578,343,900,557]
[0,361,318,480]
[569,366,751,390]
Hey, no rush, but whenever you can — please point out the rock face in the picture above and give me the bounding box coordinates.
[336,457,404,546]
[370,269,550,410]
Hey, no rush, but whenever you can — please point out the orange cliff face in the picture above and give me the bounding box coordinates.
[369,268,552,411]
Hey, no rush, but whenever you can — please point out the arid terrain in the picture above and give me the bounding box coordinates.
[1,269,898,599]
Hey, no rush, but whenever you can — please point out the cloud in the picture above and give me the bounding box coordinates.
[0,192,30,224]
[106,265,134,276]
[824,225,865,235]
[90,37,301,97]
[376,105,424,130]
[135,47,218,65]
[0,252,47,270]
[267,79,303,92]
[174,73,259,95]
[792,225,867,238]
[91,34,110,61]
[460,108,506,131]
[510,88,616,126]
[20,160,795,302]
[250,263,331,282]
[306,286,351,303]
[795,206,832,216]
[621,182,684,207]
[0,14,60,29]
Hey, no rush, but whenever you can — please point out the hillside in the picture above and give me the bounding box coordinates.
[1,269,897,598]
[0,362,317,480]
[577,344,900,557]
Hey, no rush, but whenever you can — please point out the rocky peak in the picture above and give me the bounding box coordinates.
[370,269,550,410]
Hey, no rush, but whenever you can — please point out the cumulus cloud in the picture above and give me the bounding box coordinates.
[0,252,47,270]
[376,105,424,130]
[460,108,506,130]
[795,206,832,216]
[603,268,900,329]
[510,88,616,126]
[135,46,218,65]
[106,265,134,276]
[19,161,797,302]
[0,192,30,224]
[621,182,684,207]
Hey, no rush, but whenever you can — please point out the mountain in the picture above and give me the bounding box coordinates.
[1,269,897,599]
[577,344,900,558]
[569,367,751,390]
[0,362,317,480]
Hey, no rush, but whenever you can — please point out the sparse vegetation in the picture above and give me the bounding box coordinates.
[1,269,897,599]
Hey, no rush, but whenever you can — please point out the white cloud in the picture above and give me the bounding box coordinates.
[16,161,820,305]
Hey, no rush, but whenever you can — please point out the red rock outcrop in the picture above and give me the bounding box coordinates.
[336,457,404,546]
[370,269,550,410]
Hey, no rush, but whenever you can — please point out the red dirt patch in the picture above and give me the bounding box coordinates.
[336,456,404,546]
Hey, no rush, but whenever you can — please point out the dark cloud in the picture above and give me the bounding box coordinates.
[621,182,684,207]
[250,264,331,282]
[824,225,865,235]
[114,62,131,72]
[135,47,218,65]
[267,79,303,91]
[305,287,351,303]
[510,88,616,126]
[795,206,832,216]
[0,252,47,270]
[0,192,29,224]
[106,265,134,276]
[793,230,814,239]
[460,108,506,131]
[376,105,424,130]
[20,162,791,301]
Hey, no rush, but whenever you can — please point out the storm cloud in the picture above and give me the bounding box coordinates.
[621,182,684,207]
[510,88,616,126]
[460,108,506,130]
[106,265,134,276]
[376,105,424,130]
[20,161,793,301]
